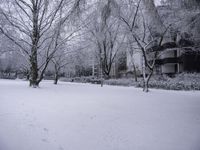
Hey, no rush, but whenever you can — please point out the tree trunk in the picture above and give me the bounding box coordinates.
[142,55,151,92]
[143,79,149,92]
[100,55,104,87]
[29,6,39,88]
[143,70,153,92]
[26,74,29,81]
[54,72,59,85]
[132,63,138,82]
[29,52,38,88]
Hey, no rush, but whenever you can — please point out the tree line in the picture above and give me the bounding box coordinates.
[0,0,199,92]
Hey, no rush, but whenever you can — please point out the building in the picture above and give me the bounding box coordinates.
[154,47,200,75]
[126,4,200,76]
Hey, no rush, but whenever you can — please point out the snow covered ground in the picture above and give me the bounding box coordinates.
[0,79,200,150]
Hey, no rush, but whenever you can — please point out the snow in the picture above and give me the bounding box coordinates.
[0,79,200,150]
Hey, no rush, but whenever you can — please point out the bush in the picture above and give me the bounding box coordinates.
[60,76,102,84]
[139,73,200,91]
[0,72,17,79]
[60,73,200,91]
[104,73,200,91]
[104,78,139,87]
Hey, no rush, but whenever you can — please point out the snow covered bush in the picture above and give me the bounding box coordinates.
[60,73,200,91]
[60,76,102,84]
[136,73,200,91]
[104,78,139,87]
[103,73,200,91]
[0,72,17,79]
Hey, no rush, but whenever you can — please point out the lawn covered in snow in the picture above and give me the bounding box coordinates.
[0,79,200,150]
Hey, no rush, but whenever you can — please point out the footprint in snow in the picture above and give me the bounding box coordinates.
[43,128,49,132]
[28,124,34,127]
[58,146,64,150]
[90,115,96,120]
[41,138,48,143]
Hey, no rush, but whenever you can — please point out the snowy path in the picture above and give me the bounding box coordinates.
[0,79,200,150]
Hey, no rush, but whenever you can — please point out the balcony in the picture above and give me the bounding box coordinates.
[155,57,183,65]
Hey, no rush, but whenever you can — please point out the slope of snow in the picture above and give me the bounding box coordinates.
[0,79,200,150]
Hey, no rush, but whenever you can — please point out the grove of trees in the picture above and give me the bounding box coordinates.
[0,0,199,92]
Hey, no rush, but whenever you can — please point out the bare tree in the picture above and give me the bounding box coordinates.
[118,0,173,92]
[84,0,125,86]
[52,54,69,84]
[0,0,83,87]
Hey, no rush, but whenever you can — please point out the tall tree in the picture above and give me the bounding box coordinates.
[0,0,82,87]
[118,0,172,92]
[86,0,125,83]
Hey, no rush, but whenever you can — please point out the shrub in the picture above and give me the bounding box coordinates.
[60,73,200,91]
[104,78,139,87]
[145,73,200,91]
